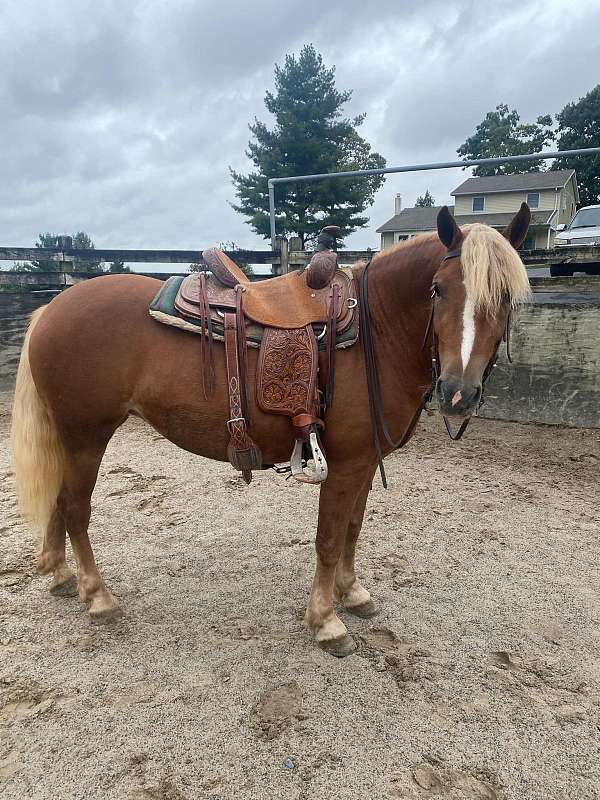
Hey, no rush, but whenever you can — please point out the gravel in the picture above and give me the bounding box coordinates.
[1,391,599,800]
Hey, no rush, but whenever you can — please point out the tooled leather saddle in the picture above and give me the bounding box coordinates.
[149,226,358,484]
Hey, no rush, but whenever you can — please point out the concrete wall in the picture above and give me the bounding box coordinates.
[480,288,600,428]
[1,286,599,428]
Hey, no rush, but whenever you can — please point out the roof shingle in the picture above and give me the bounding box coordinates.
[376,206,555,233]
[451,169,575,195]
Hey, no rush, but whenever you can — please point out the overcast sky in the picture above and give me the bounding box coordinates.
[1,0,599,264]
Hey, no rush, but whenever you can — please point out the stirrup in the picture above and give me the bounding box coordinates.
[290,431,328,484]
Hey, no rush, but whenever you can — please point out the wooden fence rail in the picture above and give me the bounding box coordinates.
[1,241,599,266]
[0,240,377,288]
[1,240,599,291]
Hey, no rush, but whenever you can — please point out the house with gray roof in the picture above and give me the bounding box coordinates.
[376,169,579,250]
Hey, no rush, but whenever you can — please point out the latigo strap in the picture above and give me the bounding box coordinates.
[198,272,215,399]
[223,309,262,484]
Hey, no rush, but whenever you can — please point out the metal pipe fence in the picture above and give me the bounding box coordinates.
[267,147,600,247]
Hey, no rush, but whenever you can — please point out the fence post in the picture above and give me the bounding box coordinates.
[273,236,288,276]
[287,236,305,272]
[57,235,74,273]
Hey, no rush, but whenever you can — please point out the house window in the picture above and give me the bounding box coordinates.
[527,192,540,209]
[472,196,485,212]
[522,230,536,250]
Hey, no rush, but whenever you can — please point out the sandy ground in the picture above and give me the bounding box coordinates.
[1,389,599,800]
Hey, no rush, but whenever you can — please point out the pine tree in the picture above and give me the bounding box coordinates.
[230,44,386,246]
[108,259,131,273]
[23,232,103,272]
[415,190,435,207]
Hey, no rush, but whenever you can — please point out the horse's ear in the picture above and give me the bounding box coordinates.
[503,202,531,249]
[437,206,463,251]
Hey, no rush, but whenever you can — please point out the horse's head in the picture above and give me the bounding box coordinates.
[432,203,531,418]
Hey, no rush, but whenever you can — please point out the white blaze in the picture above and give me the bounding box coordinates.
[461,294,476,372]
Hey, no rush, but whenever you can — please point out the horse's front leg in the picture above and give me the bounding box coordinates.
[334,467,378,618]
[305,467,373,657]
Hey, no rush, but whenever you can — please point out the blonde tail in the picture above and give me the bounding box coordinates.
[11,307,64,546]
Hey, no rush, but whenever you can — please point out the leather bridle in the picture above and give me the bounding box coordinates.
[358,250,512,488]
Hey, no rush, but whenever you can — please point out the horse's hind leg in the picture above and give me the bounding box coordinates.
[58,441,122,621]
[36,507,77,596]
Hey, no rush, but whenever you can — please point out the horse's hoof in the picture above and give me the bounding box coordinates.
[89,594,123,624]
[345,598,379,619]
[50,575,78,597]
[90,605,124,624]
[319,634,357,658]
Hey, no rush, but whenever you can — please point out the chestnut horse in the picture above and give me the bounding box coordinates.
[11,205,531,657]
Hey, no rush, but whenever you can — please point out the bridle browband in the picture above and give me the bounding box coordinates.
[358,249,512,488]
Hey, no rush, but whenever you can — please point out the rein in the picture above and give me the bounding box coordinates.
[358,250,512,488]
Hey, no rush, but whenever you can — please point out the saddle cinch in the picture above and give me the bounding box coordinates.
[149,226,359,484]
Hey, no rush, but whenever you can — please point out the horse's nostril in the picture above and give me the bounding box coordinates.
[437,380,481,412]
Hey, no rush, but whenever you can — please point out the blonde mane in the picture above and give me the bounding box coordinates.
[460,224,531,311]
[380,223,531,312]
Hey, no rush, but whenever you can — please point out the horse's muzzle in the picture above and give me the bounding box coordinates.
[436,377,482,417]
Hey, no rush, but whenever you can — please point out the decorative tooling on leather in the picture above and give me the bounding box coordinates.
[257,326,318,417]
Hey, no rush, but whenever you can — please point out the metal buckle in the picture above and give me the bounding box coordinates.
[290,431,328,484]
[226,416,245,433]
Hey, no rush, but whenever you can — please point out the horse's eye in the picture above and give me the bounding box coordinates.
[431,284,441,299]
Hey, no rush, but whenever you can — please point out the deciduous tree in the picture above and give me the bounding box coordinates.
[457,104,554,175]
[552,85,600,206]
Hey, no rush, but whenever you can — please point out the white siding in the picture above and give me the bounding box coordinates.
[380,230,433,249]
[557,179,577,226]
[454,188,561,215]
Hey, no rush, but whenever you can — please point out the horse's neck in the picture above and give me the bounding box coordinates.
[364,242,440,422]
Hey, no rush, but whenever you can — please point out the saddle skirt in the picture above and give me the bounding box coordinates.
[150,268,359,349]
[173,267,356,332]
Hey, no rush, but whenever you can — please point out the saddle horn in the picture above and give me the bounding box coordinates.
[307,226,341,290]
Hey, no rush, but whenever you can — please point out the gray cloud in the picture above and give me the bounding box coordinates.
[1,0,599,258]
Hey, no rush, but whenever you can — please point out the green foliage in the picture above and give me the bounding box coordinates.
[457,104,554,175]
[22,232,103,272]
[553,85,600,206]
[230,44,386,246]
[108,259,131,273]
[415,189,435,207]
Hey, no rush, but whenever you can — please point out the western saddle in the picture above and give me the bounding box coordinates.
[150,226,358,484]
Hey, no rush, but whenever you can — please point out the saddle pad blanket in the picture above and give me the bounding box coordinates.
[149,275,359,350]
[256,326,318,417]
